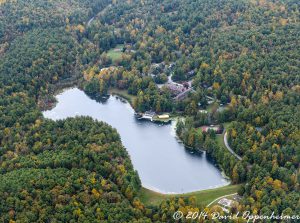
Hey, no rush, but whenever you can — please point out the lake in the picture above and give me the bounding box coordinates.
[43,88,229,194]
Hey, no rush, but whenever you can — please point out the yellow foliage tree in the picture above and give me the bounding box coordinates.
[212,82,220,90]
[91,188,101,198]
[200,62,209,69]
[230,96,238,108]
[273,91,283,100]
[273,179,282,189]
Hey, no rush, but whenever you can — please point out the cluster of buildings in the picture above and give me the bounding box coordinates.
[216,195,241,213]
[135,111,170,122]
[148,62,174,76]
[163,82,194,101]
[201,125,223,134]
[147,62,195,101]
[164,83,186,94]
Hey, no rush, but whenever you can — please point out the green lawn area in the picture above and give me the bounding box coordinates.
[197,122,231,150]
[206,102,219,113]
[107,44,124,62]
[216,122,231,149]
[109,88,136,104]
[216,133,226,149]
[138,184,241,207]
[205,101,230,113]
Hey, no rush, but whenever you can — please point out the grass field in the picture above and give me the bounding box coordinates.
[216,134,226,149]
[109,88,136,104]
[206,102,219,113]
[216,122,232,149]
[107,44,124,62]
[139,184,241,207]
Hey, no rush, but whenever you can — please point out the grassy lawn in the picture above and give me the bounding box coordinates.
[205,102,230,113]
[138,184,241,207]
[216,122,232,149]
[197,122,231,150]
[216,133,226,149]
[107,44,124,62]
[206,102,219,113]
[109,88,136,104]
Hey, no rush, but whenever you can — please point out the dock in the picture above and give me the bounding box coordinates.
[136,111,156,121]
[136,112,171,123]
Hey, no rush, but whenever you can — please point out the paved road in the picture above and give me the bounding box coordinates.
[224,132,242,161]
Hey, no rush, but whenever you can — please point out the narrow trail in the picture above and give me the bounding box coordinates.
[86,4,112,27]
[87,17,95,26]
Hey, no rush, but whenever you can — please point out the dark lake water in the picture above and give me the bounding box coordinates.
[43,88,229,193]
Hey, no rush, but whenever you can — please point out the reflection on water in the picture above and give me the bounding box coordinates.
[43,88,229,194]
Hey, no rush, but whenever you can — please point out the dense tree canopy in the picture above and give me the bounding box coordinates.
[0,0,299,221]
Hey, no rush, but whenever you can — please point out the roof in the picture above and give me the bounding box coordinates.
[165,83,186,94]
[144,111,156,117]
[218,198,234,207]
[158,114,169,119]
[201,125,222,133]
[174,88,194,100]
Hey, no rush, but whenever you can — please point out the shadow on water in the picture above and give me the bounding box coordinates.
[86,94,110,104]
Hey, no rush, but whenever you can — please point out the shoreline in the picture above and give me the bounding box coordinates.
[44,86,232,196]
[141,179,231,195]
[142,182,234,196]
[139,184,241,207]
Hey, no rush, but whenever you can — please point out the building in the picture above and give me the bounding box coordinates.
[149,62,165,75]
[168,63,175,69]
[218,198,234,208]
[163,82,195,101]
[187,70,196,78]
[100,66,118,72]
[165,83,186,95]
[201,125,223,134]
[158,114,170,119]
[174,88,194,101]
[140,111,156,121]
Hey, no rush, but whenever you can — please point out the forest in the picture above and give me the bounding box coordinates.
[0,0,299,222]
